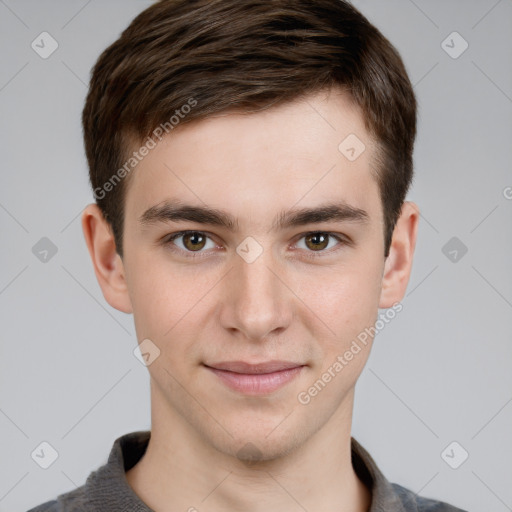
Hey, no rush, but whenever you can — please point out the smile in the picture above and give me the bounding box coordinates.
[204,361,305,395]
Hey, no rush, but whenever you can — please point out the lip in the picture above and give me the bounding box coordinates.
[204,360,305,395]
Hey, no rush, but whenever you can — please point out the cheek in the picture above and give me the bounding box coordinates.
[126,252,221,354]
[125,252,187,340]
[296,261,383,403]
[297,257,383,338]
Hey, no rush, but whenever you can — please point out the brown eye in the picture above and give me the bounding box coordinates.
[166,231,216,254]
[295,231,347,258]
[181,232,207,251]
[304,232,330,251]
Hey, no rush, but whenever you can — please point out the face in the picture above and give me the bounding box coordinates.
[84,88,415,462]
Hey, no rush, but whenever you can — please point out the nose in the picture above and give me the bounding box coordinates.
[219,245,293,342]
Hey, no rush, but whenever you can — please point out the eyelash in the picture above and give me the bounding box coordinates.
[162,230,350,260]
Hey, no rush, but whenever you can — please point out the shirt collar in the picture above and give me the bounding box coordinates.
[351,436,410,512]
[82,430,409,512]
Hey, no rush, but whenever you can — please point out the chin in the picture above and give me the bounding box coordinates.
[206,421,309,465]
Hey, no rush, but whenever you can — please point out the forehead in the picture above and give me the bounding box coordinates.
[124,88,382,228]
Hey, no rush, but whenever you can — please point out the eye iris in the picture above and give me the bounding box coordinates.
[183,232,206,251]
[305,233,329,251]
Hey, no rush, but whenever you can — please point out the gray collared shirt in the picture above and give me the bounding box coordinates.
[27,430,467,511]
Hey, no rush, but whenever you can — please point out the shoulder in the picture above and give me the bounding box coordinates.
[26,500,59,512]
[26,485,89,512]
[392,483,468,512]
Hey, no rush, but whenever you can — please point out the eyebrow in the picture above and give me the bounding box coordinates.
[138,199,369,232]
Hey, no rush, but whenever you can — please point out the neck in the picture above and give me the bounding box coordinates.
[126,385,371,512]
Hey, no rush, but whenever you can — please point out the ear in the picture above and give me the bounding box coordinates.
[81,203,133,314]
[379,201,419,308]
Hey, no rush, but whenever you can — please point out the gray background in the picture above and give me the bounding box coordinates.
[1,1,511,510]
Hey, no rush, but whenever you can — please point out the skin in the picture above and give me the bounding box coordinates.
[82,87,418,512]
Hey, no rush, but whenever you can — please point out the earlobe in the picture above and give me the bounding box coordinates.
[379,201,419,308]
[81,204,133,314]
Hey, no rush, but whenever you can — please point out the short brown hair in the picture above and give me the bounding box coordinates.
[82,0,417,258]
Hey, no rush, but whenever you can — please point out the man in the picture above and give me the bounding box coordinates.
[28,0,466,510]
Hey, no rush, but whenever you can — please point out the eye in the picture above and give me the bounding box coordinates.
[294,231,346,257]
[165,231,218,255]
[163,230,349,259]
